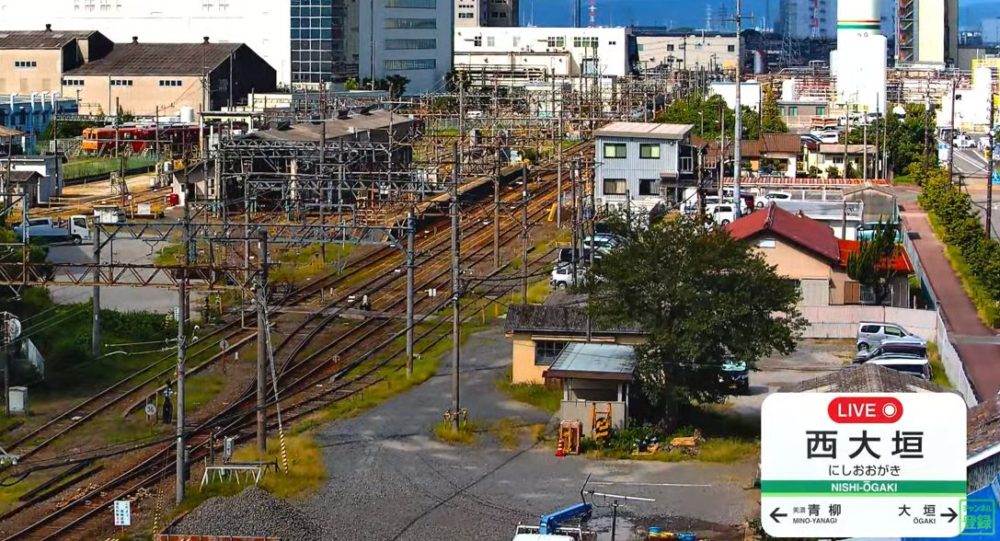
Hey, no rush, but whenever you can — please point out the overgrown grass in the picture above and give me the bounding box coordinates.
[496,370,561,413]
[62,156,157,180]
[433,419,478,445]
[494,418,521,449]
[230,434,327,499]
[926,341,954,389]
[184,374,224,412]
[928,214,1000,327]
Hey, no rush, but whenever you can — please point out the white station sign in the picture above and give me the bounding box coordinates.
[761,393,967,538]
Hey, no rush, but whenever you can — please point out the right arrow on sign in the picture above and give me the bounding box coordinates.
[941,508,958,523]
[770,508,787,523]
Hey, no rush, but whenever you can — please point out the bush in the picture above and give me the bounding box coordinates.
[918,167,1000,326]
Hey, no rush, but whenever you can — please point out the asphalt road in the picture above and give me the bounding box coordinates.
[299,327,759,541]
[952,148,992,180]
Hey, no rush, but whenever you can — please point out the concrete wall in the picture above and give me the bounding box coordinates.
[559,400,626,437]
[0,49,63,93]
[635,35,739,71]
[935,312,977,407]
[799,305,939,340]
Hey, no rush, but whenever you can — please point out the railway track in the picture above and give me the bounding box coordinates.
[0,142,591,540]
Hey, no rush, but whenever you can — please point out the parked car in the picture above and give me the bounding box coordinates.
[556,246,599,265]
[867,355,933,380]
[854,339,929,363]
[953,133,976,149]
[550,262,586,289]
[583,234,622,253]
[856,322,925,352]
[812,130,841,144]
[718,358,750,395]
[756,191,792,208]
[706,203,736,226]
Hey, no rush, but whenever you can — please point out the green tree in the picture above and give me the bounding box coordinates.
[586,217,806,427]
[344,77,360,91]
[760,86,788,134]
[847,220,900,305]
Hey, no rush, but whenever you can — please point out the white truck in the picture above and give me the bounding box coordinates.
[13,216,92,244]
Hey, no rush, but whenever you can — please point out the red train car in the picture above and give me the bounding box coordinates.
[81,124,200,155]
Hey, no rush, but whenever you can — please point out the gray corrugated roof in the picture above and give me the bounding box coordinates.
[778,363,949,393]
[595,122,693,140]
[66,42,242,76]
[0,30,96,49]
[504,304,644,336]
[246,110,418,143]
[548,343,635,378]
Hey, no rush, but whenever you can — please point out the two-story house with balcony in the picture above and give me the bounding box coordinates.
[593,122,698,213]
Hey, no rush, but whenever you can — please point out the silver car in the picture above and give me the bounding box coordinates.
[856,322,925,352]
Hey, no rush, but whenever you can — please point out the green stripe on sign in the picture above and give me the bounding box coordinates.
[838,23,881,30]
[761,480,967,496]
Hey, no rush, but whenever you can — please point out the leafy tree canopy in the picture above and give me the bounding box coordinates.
[586,217,805,425]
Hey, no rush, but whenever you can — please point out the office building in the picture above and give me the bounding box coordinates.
[634,33,740,72]
[455,0,517,27]
[777,0,836,40]
[0,0,360,85]
[453,26,634,87]
[358,0,453,95]
[981,19,1000,46]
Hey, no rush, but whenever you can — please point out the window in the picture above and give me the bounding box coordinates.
[679,156,694,172]
[727,44,735,52]
[608,40,616,45]
[666,44,674,51]
[639,143,660,159]
[458,12,473,18]
[788,106,799,116]
[757,238,776,248]
[487,36,495,46]
[385,18,437,29]
[603,143,626,159]
[384,59,436,70]
[385,0,436,7]
[547,36,565,48]
[572,36,599,48]
[14,61,37,68]
[860,324,881,334]
[158,80,182,87]
[110,79,133,86]
[603,178,627,195]
[816,106,826,115]
[62,78,84,86]
[638,179,657,196]
[473,36,482,47]
[385,38,436,50]
[535,341,566,366]
[885,326,905,337]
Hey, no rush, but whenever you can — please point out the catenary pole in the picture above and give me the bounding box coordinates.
[732,0,743,218]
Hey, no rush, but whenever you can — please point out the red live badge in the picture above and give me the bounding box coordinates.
[827,396,903,423]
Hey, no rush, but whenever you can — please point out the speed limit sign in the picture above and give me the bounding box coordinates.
[144,402,156,417]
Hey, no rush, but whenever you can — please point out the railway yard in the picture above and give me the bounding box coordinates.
[1,78,684,540]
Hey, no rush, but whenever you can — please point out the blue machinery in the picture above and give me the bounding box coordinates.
[538,502,593,535]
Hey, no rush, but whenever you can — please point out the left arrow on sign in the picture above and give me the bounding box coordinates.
[770,508,788,523]
[941,508,958,523]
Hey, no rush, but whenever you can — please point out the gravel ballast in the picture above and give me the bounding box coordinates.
[172,486,322,541]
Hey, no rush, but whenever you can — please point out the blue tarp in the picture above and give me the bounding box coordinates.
[902,477,999,541]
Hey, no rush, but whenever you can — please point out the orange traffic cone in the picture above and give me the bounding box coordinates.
[555,437,566,457]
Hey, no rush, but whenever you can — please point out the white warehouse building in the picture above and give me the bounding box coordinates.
[453,26,635,87]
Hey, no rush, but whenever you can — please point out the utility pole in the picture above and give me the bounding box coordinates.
[987,95,995,239]
[521,165,529,304]
[405,211,415,378]
[948,79,957,184]
[255,228,270,453]
[450,144,461,431]
[843,107,851,179]
[863,113,869,181]
[732,0,743,218]
[557,109,564,228]
[923,82,931,167]
[493,146,501,269]
[571,157,581,281]
[175,198,190,505]
[92,225,101,357]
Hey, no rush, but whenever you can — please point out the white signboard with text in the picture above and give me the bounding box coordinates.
[761,393,966,538]
[113,500,131,527]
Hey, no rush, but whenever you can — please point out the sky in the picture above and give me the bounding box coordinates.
[519,0,998,31]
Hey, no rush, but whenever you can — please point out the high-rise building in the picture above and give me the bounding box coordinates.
[897,0,959,65]
[455,0,517,28]
[358,0,453,94]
